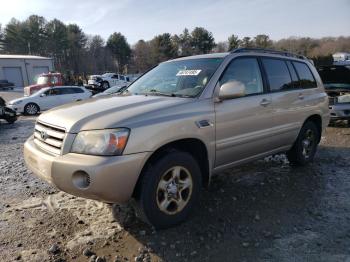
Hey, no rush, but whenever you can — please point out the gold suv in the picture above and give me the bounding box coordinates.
[24,48,330,229]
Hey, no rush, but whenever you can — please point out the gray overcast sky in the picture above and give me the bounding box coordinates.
[0,0,349,44]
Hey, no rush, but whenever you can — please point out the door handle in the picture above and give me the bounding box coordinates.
[298,93,304,100]
[260,99,271,106]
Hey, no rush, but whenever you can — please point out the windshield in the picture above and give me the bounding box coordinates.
[127,58,223,97]
[37,76,48,85]
[318,66,350,88]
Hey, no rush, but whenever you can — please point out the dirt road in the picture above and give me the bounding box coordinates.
[1,116,350,262]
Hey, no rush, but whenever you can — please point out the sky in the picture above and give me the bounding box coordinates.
[0,0,349,44]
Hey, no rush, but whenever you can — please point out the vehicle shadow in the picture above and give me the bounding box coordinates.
[113,145,349,262]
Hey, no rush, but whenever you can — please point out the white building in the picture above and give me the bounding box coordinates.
[0,55,54,88]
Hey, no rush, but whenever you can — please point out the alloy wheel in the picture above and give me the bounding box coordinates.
[156,166,193,215]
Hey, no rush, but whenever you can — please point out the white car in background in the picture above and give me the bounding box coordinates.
[88,73,131,90]
[8,86,92,115]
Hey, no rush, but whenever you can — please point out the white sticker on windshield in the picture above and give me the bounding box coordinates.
[176,69,202,76]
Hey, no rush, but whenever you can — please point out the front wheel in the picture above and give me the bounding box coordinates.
[134,151,202,229]
[24,103,39,115]
[102,81,110,90]
[6,116,17,124]
[287,121,319,166]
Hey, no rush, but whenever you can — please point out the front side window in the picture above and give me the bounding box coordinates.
[293,62,317,88]
[219,57,263,96]
[262,58,293,92]
[127,58,223,98]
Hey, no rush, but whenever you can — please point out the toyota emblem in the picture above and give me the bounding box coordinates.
[40,130,48,140]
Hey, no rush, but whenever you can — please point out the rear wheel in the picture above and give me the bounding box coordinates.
[134,151,202,229]
[24,103,39,115]
[287,121,319,166]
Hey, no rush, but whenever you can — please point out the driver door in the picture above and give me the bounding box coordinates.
[214,57,274,167]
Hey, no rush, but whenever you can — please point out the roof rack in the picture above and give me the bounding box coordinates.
[230,48,307,60]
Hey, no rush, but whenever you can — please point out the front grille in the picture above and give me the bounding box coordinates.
[33,121,66,155]
[328,97,336,105]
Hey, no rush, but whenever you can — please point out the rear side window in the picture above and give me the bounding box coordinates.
[262,58,293,92]
[60,88,75,94]
[286,61,300,88]
[220,57,264,96]
[293,62,317,88]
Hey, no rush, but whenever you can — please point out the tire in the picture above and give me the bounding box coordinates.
[102,81,110,90]
[6,116,17,124]
[287,121,320,166]
[134,150,202,229]
[24,103,39,115]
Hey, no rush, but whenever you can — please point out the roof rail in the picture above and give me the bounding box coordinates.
[230,48,307,60]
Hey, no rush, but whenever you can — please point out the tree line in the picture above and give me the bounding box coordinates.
[0,15,349,75]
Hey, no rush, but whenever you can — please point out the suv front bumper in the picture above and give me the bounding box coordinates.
[24,135,148,203]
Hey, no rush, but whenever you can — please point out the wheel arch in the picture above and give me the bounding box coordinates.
[133,138,210,199]
[303,114,322,143]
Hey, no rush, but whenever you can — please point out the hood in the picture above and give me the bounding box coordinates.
[38,95,192,133]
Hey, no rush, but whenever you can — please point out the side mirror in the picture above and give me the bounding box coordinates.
[40,93,46,97]
[218,81,245,100]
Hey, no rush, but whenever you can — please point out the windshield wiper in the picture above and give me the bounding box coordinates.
[142,89,176,97]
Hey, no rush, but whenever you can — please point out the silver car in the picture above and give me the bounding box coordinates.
[24,48,329,229]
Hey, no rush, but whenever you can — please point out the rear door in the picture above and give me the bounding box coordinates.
[59,88,80,103]
[261,58,315,148]
[214,57,275,167]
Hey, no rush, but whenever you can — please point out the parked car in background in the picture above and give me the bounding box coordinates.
[92,85,128,98]
[0,96,17,124]
[24,49,329,229]
[0,80,15,90]
[86,73,131,94]
[24,72,64,96]
[318,65,350,123]
[9,86,91,115]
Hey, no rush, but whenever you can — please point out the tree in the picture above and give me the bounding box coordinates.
[45,19,68,71]
[66,24,87,73]
[190,27,215,54]
[213,41,228,52]
[1,18,27,54]
[85,35,114,73]
[173,28,193,56]
[241,37,253,48]
[22,15,47,55]
[254,34,272,48]
[132,39,154,72]
[106,32,131,73]
[228,34,240,50]
[149,33,177,63]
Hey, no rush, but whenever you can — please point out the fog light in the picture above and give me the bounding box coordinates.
[72,171,91,189]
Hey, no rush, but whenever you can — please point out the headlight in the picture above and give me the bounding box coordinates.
[10,100,22,105]
[71,128,130,156]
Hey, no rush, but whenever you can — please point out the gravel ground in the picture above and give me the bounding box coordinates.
[1,112,350,262]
